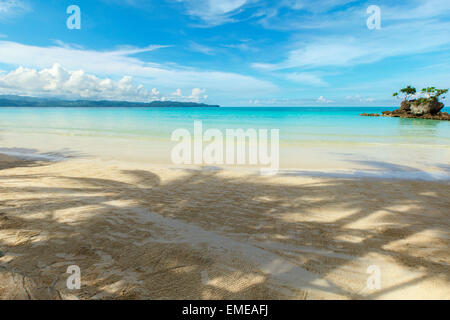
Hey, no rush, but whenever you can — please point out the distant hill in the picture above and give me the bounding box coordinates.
[0,95,220,108]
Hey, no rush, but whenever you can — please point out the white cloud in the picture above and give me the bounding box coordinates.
[0,63,208,102]
[151,87,160,96]
[253,19,450,70]
[171,88,182,96]
[317,96,333,103]
[257,0,450,31]
[167,87,209,102]
[177,0,362,27]
[283,0,358,13]
[0,40,277,98]
[384,0,450,20]
[177,0,255,25]
[0,0,30,21]
[252,0,450,72]
[189,88,206,101]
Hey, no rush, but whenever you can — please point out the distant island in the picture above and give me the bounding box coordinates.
[0,95,220,108]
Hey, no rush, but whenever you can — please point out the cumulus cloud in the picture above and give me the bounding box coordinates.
[189,88,206,101]
[166,88,208,102]
[151,87,160,96]
[171,88,182,97]
[0,64,208,102]
[0,40,276,97]
[317,96,333,103]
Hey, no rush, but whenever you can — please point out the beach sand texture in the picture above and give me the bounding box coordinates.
[0,154,449,299]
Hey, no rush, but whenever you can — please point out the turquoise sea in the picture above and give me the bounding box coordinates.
[0,107,449,180]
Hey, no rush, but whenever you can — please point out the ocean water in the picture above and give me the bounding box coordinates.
[0,107,449,180]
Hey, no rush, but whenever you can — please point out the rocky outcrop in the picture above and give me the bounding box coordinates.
[380,110,450,120]
[400,100,412,112]
[410,100,444,115]
[361,100,449,121]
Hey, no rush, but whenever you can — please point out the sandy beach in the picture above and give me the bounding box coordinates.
[1,153,449,300]
[1,0,450,305]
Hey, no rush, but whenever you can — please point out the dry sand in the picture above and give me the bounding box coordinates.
[0,154,449,300]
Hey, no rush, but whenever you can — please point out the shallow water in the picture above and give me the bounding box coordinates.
[0,107,449,180]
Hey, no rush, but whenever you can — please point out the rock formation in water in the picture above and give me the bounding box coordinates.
[361,86,449,121]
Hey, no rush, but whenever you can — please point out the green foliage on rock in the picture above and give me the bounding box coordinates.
[393,86,448,104]
[417,87,448,104]
[393,85,417,101]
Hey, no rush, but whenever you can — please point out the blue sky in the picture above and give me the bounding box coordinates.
[0,0,449,106]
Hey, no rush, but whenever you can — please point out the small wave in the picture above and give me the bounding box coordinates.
[279,169,450,181]
[0,148,67,161]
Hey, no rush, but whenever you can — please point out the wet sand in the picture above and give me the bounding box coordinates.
[0,155,449,299]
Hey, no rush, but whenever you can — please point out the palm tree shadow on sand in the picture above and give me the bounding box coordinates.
[0,160,449,299]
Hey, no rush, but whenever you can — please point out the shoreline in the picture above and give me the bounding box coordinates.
[1,106,449,182]
[2,149,450,182]
[2,148,450,182]
[1,152,449,299]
